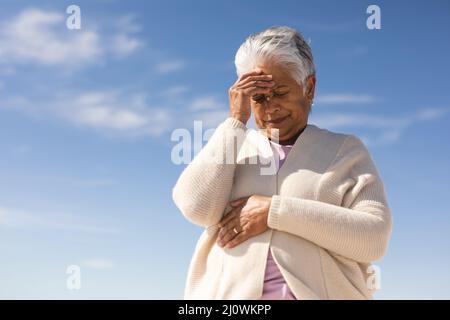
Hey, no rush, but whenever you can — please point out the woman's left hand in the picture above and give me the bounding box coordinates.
[217,195,272,248]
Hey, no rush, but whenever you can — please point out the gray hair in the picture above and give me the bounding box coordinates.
[234,26,315,93]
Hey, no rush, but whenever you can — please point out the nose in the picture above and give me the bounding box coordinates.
[263,95,280,114]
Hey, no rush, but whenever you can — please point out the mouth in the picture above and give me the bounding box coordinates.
[265,115,289,125]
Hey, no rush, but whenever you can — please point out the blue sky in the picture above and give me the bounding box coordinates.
[0,0,449,299]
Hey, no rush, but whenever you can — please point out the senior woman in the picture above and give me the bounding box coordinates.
[173,26,392,300]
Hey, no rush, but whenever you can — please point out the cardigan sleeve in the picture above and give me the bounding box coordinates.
[172,117,247,228]
[267,135,393,263]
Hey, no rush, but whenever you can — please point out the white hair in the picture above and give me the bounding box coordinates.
[234,26,315,93]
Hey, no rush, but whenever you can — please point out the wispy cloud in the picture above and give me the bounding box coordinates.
[188,95,226,111]
[1,89,232,137]
[315,93,376,105]
[310,107,449,145]
[160,85,190,99]
[115,14,141,33]
[415,108,448,121]
[0,95,36,114]
[189,109,230,128]
[155,60,185,74]
[0,65,15,76]
[82,258,114,270]
[344,45,369,57]
[11,144,32,155]
[39,175,115,188]
[0,206,120,234]
[182,94,229,128]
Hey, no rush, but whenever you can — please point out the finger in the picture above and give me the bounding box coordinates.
[218,221,243,247]
[237,80,275,90]
[236,77,274,90]
[225,231,249,249]
[236,74,273,87]
[219,215,243,238]
[229,196,249,207]
[230,85,273,98]
[236,68,264,83]
[217,224,241,247]
[242,86,273,97]
[217,216,238,239]
[218,204,243,227]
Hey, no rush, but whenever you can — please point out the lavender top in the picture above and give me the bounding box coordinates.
[260,140,297,300]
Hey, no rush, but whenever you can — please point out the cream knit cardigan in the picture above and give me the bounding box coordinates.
[173,117,393,300]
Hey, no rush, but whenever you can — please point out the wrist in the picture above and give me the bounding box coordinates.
[230,112,249,125]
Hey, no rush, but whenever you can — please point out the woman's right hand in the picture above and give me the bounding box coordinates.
[228,68,275,125]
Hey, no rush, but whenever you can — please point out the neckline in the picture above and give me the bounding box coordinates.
[266,123,317,178]
[270,140,294,149]
[268,124,307,146]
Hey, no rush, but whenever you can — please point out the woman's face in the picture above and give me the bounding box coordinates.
[250,61,315,142]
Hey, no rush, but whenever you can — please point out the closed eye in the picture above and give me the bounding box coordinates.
[252,94,266,103]
[252,92,288,103]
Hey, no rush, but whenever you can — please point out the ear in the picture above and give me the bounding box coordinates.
[305,75,316,100]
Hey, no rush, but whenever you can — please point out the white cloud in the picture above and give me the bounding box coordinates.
[0,8,102,67]
[315,93,376,105]
[0,8,143,68]
[0,89,174,137]
[82,258,114,270]
[54,91,172,136]
[110,14,143,57]
[111,33,142,57]
[116,14,142,33]
[155,60,185,74]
